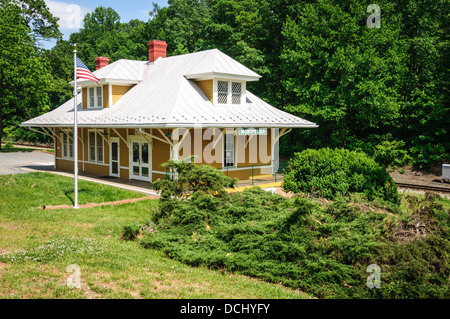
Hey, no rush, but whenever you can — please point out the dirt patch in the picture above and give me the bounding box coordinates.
[390,193,444,244]
[42,196,158,210]
[390,165,450,189]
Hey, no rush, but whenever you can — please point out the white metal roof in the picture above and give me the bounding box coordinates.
[22,49,317,129]
[75,59,148,85]
[183,49,261,81]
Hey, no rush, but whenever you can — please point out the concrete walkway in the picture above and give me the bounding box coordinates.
[21,165,161,196]
[0,151,54,175]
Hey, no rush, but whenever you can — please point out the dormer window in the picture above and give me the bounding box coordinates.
[217,81,228,104]
[87,86,103,108]
[214,79,245,105]
[231,82,242,104]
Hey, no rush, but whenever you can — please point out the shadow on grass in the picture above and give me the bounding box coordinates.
[63,188,89,205]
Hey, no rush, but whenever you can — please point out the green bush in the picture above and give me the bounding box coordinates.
[282,148,399,203]
[152,156,237,221]
[121,222,145,241]
[410,142,448,169]
[138,187,449,299]
[373,140,412,168]
[4,142,14,149]
[133,160,449,299]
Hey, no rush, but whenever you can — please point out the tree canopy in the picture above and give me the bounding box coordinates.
[1,0,448,167]
[0,0,58,149]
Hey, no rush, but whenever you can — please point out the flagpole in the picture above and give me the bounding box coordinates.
[73,44,79,209]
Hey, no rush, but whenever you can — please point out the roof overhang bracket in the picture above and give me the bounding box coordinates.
[273,128,291,144]
[137,129,154,149]
[212,128,225,150]
[176,128,190,147]
[245,135,255,148]
[93,129,110,146]
[28,127,61,143]
[111,128,128,146]
[157,128,174,147]
[60,127,84,144]
[138,128,173,146]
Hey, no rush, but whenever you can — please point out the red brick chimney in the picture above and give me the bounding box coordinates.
[148,40,167,63]
[95,56,109,70]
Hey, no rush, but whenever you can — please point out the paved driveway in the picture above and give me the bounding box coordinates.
[0,151,54,175]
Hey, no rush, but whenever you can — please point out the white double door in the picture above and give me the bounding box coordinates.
[130,138,152,181]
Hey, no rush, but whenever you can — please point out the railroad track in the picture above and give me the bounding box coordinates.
[395,182,450,194]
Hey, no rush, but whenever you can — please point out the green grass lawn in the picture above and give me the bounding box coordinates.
[0,172,311,299]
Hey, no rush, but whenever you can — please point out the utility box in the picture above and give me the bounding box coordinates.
[443,164,450,183]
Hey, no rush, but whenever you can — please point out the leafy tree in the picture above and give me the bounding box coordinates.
[279,0,449,167]
[280,1,406,152]
[16,0,447,167]
[14,0,62,40]
[0,1,54,149]
[392,0,449,168]
[67,6,150,69]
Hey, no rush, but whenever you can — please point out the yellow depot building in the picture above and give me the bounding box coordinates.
[22,40,317,183]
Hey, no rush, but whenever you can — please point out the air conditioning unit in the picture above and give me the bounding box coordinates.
[443,164,450,183]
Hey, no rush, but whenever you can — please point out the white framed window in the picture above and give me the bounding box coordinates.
[87,86,103,108]
[60,131,74,159]
[89,130,104,163]
[215,79,245,105]
[223,132,235,167]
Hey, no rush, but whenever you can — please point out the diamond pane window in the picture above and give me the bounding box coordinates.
[231,82,242,104]
[217,81,228,104]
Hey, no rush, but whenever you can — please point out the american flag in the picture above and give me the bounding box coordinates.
[76,57,99,83]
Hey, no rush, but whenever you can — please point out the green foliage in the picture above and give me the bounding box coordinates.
[373,139,412,168]
[0,0,60,147]
[153,157,237,197]
[9,0,62,40]
[121,222,145,241]
[282,148,399,203]
[280,0,449,167]
[139,186,449,299]
[152,157,237,221]
[3,142,14,149]
[5,0,448,165]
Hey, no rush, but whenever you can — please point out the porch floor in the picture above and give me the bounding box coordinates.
[22,165,285,196]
